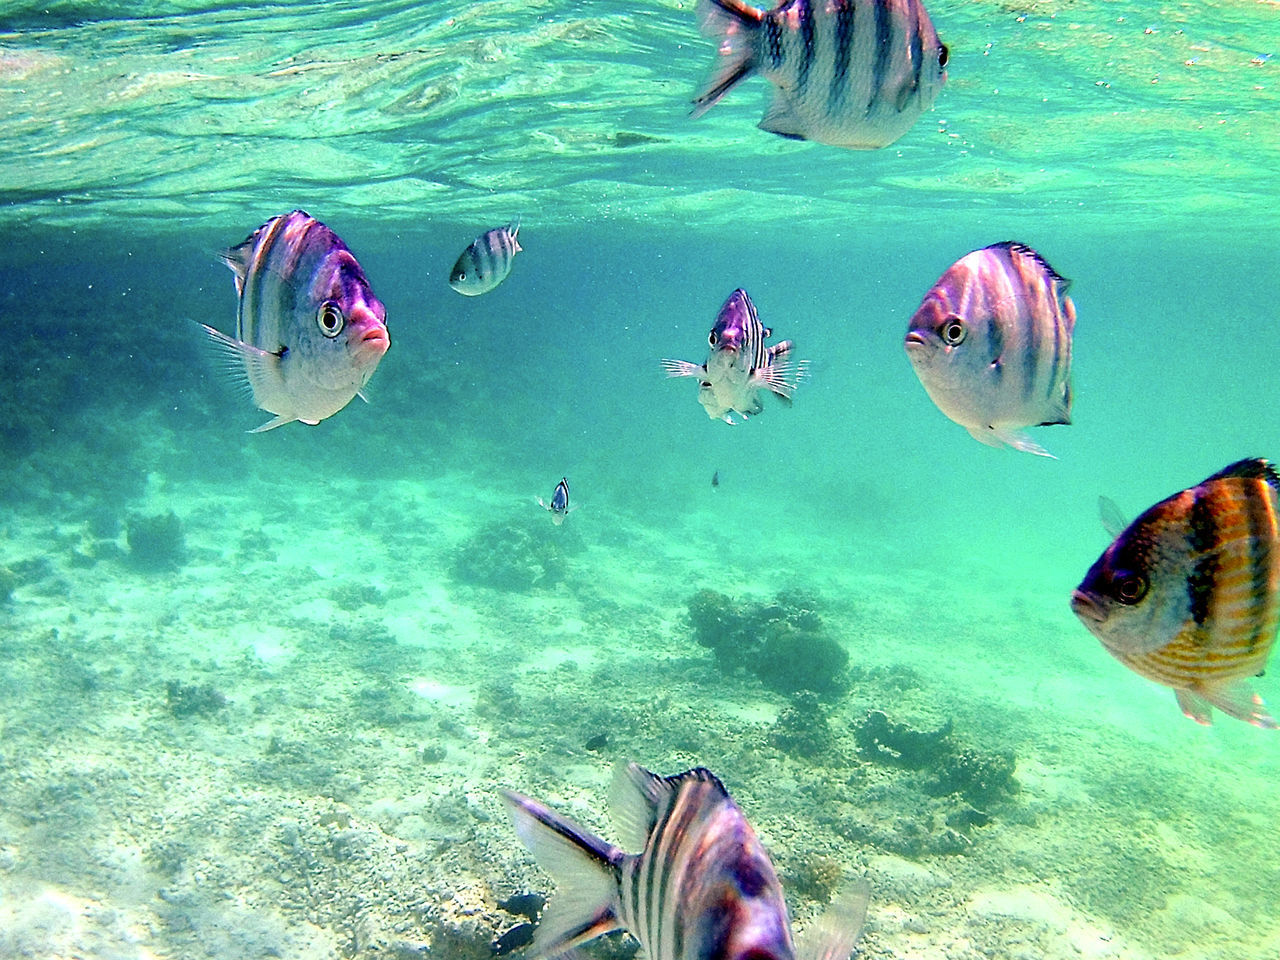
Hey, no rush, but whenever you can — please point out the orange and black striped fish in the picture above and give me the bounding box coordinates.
[1070,459,1280,728]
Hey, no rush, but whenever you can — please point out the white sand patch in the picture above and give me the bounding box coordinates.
[1153,893,1239,932]
[720,700,778,725]
[522,645,596,672]
[968,885,1134,959]
[409,677,474,709]
[225,622,296,664]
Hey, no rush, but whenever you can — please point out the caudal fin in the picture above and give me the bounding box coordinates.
[691,0,763,119]
[500,790,624,957]
[796,882,871,960]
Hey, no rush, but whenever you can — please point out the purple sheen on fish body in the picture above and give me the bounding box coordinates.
[209,210,389,432]
[904,242,1074,457]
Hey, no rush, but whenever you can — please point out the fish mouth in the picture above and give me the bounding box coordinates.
[904,331,927,350]
[353,326,390,355]
[1069,590,1106,625]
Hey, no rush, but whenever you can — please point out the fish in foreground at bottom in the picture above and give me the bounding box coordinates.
[450,219,522,295]
[662,288,804,425]
[501,763,869,960]
[202,209,390,433]
[905,241,1075,457]
[538,477,576,525]
[1070,458,1280,728]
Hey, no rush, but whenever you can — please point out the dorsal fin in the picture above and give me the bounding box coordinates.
[609,764,725,851]
[219,238,255,295]
[1204,458,1280,492]
[989,240,1071,292]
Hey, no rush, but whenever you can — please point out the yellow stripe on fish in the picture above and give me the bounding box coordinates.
[1071,459,1280,728]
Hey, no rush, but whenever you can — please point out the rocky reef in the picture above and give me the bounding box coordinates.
[686,588,848,697]
[126,510,187,571]
[450,518,581,592]
[854,709,1019,806]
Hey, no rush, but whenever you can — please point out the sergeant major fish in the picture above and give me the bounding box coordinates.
[202,210,389,433]
[450,219,522,296]
[662,288,804,424]
[1070,459,1280,729]
[691,0,948,149]
[538,477,576,525]
[904,241,1076,458]
[501,762,869,960]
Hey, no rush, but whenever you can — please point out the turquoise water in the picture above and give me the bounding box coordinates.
[2,2,1280,959]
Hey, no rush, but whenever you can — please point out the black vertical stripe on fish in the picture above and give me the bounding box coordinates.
[1186,490,1218,629]
[870,0,894,116]
[1021,285,1042,403]
[645,781,691,957]
[765,12,783,69]
[830,0,856,109]
[796,0,815,93]
[985,312,1006,386]
[905,4,924,105]
[1244,482,1276,653]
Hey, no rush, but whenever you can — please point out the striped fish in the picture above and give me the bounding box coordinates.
[202,210,389,433]
[904,241,1076,458]
[538,477,575,525]
[501,763,869,960]
[450,219,522,296]
[1071,459,1280,729]
[691,0,948,149]
[662,288,804,424]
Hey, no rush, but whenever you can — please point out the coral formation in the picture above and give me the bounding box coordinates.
[164,680,227,718]
[769,691,834,758]
[855,709,1019,805]
[127,511,187,571]
[686,589,848,697]
[784,854,845,904]
[451,519,580,591]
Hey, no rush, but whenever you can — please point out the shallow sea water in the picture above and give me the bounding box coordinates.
[2,1,1279,959]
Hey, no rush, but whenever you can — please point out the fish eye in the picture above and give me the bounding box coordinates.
[709,331,718,346]
[317,301,345,338]
[1114,573,1148,604]
[700,381,712,388]
[940,317,966,345]
[938,43,950,68]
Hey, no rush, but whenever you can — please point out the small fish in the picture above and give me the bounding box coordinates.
[712,469,720,488]
[691,0,948,149]
[202,210,389,433]
[501,763,869,960]
[492,923,536,956]
[1070,459,1280,728]
[538,478,576,525]
[498,892,546,921]
[450,220,522,296]
[662,288,804,425]
[904,241,1076,458]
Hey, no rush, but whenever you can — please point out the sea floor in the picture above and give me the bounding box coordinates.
[2,414,1279,960]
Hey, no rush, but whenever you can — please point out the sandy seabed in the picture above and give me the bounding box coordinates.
[2,453,1279,960]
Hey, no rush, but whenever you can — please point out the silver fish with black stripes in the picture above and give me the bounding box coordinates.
[450,219,522,296]
[501,763,869,960]
[662,288,804,424]
[202,209,390,433]
[691,0,948,149]
[904,241,1077,458]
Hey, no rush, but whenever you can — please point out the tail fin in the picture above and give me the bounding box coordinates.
[500,790,624,958]
[796,882,871,960]
[691,0,763,119]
